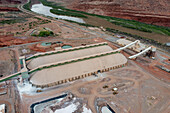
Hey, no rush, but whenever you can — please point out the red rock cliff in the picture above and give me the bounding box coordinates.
[65,0,170,26]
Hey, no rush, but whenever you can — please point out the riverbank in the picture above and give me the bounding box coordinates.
[23,0,170,44]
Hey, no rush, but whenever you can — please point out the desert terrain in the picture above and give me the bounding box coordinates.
[0,0,169,113]
[54,0,170,27]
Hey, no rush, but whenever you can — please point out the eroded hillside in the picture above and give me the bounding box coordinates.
[0,0,27,4]
[57,0,170,26]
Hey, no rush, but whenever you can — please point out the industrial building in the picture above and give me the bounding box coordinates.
[116,39,146,52]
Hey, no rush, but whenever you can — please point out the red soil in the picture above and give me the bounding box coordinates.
[135,58,170,83]
[65,0,170,27]
[0,0,23,4]
[0,35,37,47]
[107,12,170,27]
[0,7,20,12]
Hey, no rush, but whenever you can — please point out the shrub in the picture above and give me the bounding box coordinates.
[39,31,54,37]
[64,19,97,27]
[0,19,18,24]
[31,30,54,37]
[50,9,87,18]
[37,0,170,36]
[23,1,31,11]
[34,17,42,20]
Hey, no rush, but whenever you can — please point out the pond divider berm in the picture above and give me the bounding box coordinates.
[29,50,127,88]
[26,42,108,61]
[107,104,116,113]
[0,42,128,84]
[0,72,21,83]
[0,42,107,83]
[30,93,67,113]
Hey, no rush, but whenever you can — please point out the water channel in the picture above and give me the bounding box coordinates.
[31,3,85,23]
[61,45,72,49]
[102,106,112,113]
[30,94,67,113]
[101,104,116,113]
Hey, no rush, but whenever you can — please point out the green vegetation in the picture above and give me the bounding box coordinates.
[74,11,170,35]
[50,9,87,18]
[23,0,170,36]
[106,28,169,51]
[103,85,109,88]
[73,12,170,36]
[16,32,22,35]
[23,0,31,11]
[38,0,87,18]
[28,19,51,29]
[64,19,97,27]
[39,0,65,9]
[0,19,21,24]
[38,0,97,19]
[39,19,51,24]
[32,30,54,37]
[106,27,155,42]
[34,17,42,20]
[39,30,54,37]
[0,13,4,17]
[105,17,169,36]
[37,0,170,36]
[21,0,169,50]
[111,21,152,33]
[106,28,153,41]
[28,23,33,29]
[109,19,170,35]
[0,72,21,83]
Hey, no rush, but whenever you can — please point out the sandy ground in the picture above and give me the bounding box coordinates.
[30,53,127,85]
[27,45,113,69]
[58,0,170,27]
[0,27,169,113]
[19,57,170,113]
[0,2,169,113]
[0,49,16,76]
[0,80,20,113]
[0,10,96,47]
[47,0,170,44]
[0,25,169,112]
[83,15,170,44]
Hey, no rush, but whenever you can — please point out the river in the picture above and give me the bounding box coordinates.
[31,3,85,23]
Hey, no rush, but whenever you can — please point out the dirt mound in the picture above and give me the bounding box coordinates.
[64,0,170,27]
[0,35,37,47]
